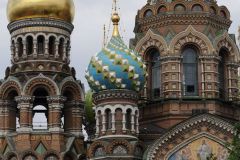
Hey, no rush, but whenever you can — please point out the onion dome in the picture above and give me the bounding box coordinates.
[7,0,75,23]
[85,12,146,93]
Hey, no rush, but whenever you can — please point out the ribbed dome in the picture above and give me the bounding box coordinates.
[7,0,75,23]
[85,35,146,93]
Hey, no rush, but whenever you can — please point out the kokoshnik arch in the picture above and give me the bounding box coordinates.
[0,0,240,160]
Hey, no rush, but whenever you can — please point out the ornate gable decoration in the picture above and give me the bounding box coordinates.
[135,29,168,57]
[169,25,215,55]
[145,114,234,160]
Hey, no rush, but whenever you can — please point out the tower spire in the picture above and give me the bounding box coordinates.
[112,0,120,37]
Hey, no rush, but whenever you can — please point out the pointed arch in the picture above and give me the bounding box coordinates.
[135,29,168,57]
[169,25,215,55]
[214,31,240,62]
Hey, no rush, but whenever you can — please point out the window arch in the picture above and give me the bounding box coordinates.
[147,48,161,99]
[158,5,167,14]
[17,38,23,57]
[126,109,132,130]
[210,6,216,15]
[26,36,33,55]
[37,36,45,55]
[48,36,56,56]
[105,109,112,130]
[144,9,153,17]
[182,46,199,96]
[218,48,229,99]
[220,10,227,18]
[58,38,65,58]
[192,4,203,12]
[174,4,186,12]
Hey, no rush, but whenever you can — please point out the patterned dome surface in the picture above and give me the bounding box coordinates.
[86,35,146,93]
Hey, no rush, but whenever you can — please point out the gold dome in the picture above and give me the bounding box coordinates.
[7,0,75,23]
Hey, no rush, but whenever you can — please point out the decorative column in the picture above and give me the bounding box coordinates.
[111,111,116,133]
[63,100,84,136]
[131,113,135,133]
[14,42,19,60]
[15,96,34,132]
[101,113,106,134]
[47,96,66,132]
[62,42,67,61]
[44,39,49,57]
[0,100,15,133]
[95,114,100,137]
[22,40,27,59]
[54,40,59,59]
[33,39,37,58]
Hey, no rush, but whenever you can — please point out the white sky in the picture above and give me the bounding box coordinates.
[0,0,239,90]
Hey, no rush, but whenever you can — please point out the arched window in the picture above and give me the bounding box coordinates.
[17,38,23,57]
[182,47,199,96]
[105,109,112,130]
[126,109,131,130]
[174,4,186,12]
[59,38,65,58]
[37,36,45,55]
[148,49,161,99]
[220,10,227,18]
[32,88,49,130]
[219,49,228,99]
[94,147,106,157]
[192,4,203,12]
[144,9,153,17]
[49,36,56,55]
[158,6,167,14]
[9,156,17,160]
[210,6,216,15]
[26,36,33,55]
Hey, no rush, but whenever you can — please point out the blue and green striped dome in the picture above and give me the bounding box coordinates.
[85,35,146,93]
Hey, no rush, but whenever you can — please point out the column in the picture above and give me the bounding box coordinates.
[14,42,19,60]
[228,66,232,101]
[95,113,100,137]
[111,111,116,133]
[131,113,135,133]
[23,40,27,59]
[44,39,49,57]
[54,40,59,59]
[47,96,66,132]
[101,113,106,134]
[136,113,139,135]
[122,111,126,133]
[200,58,205,98]
[33,39,37,58]
[62,43,67,61]
[15,96,34,132]
[67,45,71,64]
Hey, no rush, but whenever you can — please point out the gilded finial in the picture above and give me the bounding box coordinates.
[112,0,120,37]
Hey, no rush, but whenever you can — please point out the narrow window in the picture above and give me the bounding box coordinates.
[183,47,198,96]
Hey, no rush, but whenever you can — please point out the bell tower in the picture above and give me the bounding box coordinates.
[0,0,85,159]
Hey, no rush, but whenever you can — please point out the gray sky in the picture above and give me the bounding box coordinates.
[0,0,239,90]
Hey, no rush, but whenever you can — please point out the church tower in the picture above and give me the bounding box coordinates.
[85,1,147,159]
[0,0,85,159]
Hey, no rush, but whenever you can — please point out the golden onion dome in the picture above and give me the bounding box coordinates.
[7,0,75,23]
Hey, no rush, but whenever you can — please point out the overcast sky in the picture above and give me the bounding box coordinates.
[0,0,239,90]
